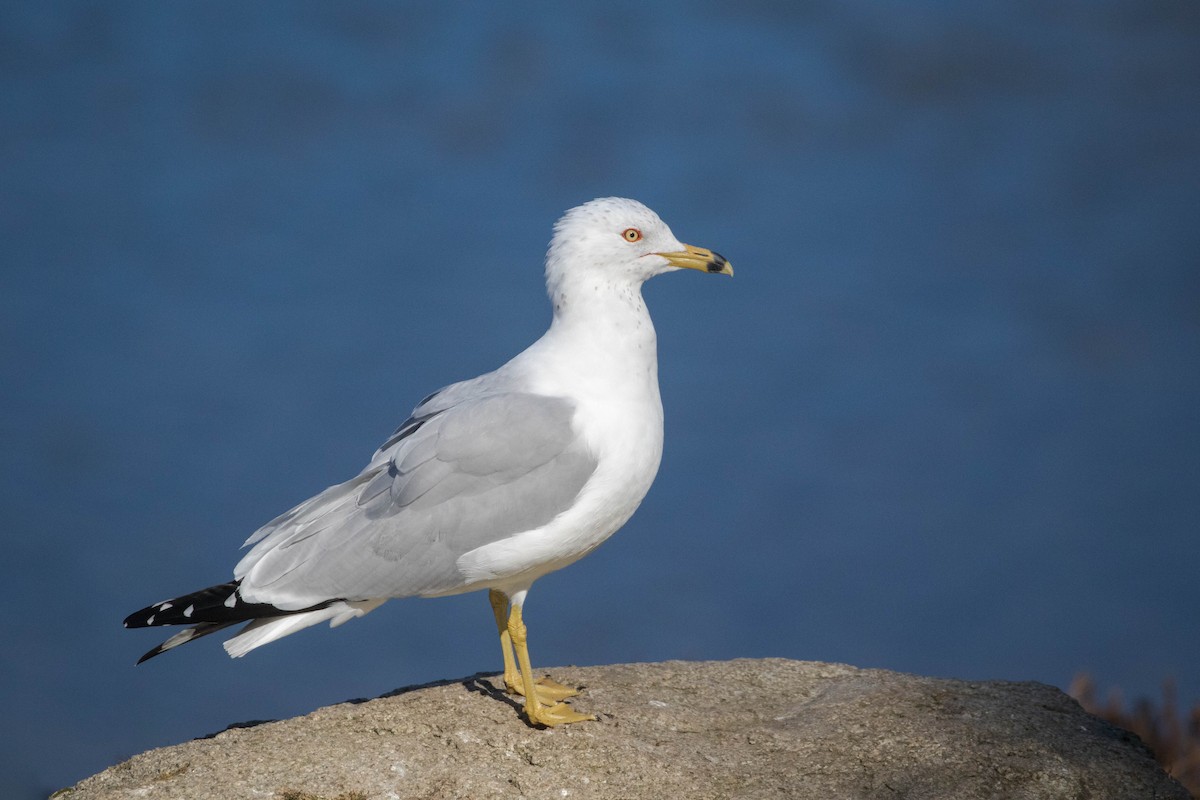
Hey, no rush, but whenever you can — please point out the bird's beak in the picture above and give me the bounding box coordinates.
[656,243,734,276]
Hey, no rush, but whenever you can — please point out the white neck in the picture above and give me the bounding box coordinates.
[518,277,660,407]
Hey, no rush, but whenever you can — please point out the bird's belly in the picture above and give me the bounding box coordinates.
[450,491,645,593]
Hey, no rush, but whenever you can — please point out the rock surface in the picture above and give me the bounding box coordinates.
[66,659,1188,800]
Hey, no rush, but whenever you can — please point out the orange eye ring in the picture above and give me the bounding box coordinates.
[622,228,643,242]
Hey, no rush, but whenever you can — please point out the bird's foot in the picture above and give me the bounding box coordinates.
[524,699,596,728]
[505,674,580,703]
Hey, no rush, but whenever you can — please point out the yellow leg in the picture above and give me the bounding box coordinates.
[489,590,580,704]
[489,589,522,693]
[506,602,595,727]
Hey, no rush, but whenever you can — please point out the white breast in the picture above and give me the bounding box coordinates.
[450,283,666,593]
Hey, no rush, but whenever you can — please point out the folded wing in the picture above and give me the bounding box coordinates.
[234,392,598,609]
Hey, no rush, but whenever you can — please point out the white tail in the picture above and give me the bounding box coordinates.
[222,599,386,658]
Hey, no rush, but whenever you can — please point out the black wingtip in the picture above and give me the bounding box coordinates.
[135,647,162,665]
[124,608,166,629]
[132,620,243,664]
[125,582,338,663]
[124,581,242,629]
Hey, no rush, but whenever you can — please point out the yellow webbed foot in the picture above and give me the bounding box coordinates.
[525,699,597,728]
[504,674,580,703]
[530,675,581,702]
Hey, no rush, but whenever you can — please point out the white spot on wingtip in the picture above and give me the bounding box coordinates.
[224,593,237,608]
[183,605,194,618]
[147,614,155,625]
[159,602,173,611]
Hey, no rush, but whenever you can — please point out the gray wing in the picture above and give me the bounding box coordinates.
[233,392,597,608]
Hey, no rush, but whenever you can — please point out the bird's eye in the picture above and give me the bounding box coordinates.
[622,228,643,242]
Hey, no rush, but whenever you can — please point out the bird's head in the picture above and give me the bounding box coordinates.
[545,198,732,295]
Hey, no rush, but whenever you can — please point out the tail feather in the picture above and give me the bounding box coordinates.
[124,579,343,663]
[223,599,386,658]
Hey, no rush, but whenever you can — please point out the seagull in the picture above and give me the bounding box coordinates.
[124,197,732,727]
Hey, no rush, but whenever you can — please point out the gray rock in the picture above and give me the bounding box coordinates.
[63,659,1188,800]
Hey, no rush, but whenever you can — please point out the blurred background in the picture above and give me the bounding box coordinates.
[2,1,1198,796]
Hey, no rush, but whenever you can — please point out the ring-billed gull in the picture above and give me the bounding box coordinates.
[125,197,732,727]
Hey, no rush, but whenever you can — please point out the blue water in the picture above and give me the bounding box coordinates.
[2,2,1198,796]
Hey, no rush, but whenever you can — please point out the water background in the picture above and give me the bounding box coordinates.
[2,2,1198,796]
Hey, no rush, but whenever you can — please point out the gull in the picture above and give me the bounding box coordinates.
[124,197,732,727]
